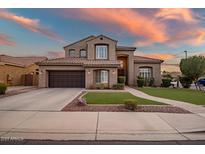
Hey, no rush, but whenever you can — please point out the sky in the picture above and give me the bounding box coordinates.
[1,8,205,64]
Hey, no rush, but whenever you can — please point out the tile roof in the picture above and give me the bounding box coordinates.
[86,35,118,43]
[63,35,118,49]
[116,46,136,51]
[84,60,120,67]
[63,35,96,49]
[0,54,47,67]
[134,56,163,64]
[37,58,121,68]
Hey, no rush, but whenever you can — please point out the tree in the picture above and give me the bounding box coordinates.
[180,55,205,90]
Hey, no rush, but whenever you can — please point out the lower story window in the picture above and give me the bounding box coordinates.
[96,70,108,83]
[139,67,152,78]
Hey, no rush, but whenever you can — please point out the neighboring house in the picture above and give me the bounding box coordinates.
[0,55,47,86]
[38,35,163,88]
[161,63,181,78]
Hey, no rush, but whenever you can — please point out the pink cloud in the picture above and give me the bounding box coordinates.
[155,8,197,23]
[46,51,64,59]
[0,33,16,46]
[167,28,205,46]
[61,8,168,44]
[60,8,205,47]
[0,9,63,42]
[155,9,205,46]
[135,51,176,60]
[144,53,176,60]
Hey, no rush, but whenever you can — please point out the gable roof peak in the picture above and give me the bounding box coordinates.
[63,35,96,49]
[87,34,118,43]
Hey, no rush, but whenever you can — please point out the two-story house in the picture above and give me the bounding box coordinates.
[38,35,163,88]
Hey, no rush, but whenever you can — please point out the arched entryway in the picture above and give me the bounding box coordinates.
[117,55,128,84]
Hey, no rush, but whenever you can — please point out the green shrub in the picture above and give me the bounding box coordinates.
[124,99,137,110]
[161,78,172,87]
[0,83,7,95]
[137,77,145,87]
[96,83,105,89]
[144,78,148,86]
[149,77,155,86]
[179,76,192,88]
[137,76,144,80]
[137,76,154,87]
[112,83,124,90]
[118,76,126,84]
[162,74,173,79]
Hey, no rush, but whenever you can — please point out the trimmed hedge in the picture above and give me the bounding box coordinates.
[124,99,137,110]
[137,79,145,87]
[112,83,124,90]
[0,83,7,95]
[96,83,106,89]
[118,76,126,84]
[179,76,192,88]
[149,77,155,86]
[161,78,172,87]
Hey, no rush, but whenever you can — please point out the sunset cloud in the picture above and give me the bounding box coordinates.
[61,8,168,44]
[60,8,205,47]
[167,28,205,46]
[135,52,176,60]
[155,9,205,46]
[0,33,16,46]
[155,8,197,23]
[0,9,63,42]
[143,53,176,60]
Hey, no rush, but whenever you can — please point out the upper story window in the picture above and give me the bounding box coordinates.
[96,45,108,59]
[80,49,87,58]
[139,67,153,79]
[69,49,75,57]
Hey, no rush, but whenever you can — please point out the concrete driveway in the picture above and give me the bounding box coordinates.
[0,88,83,111]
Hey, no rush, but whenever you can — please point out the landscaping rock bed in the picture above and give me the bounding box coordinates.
[61,92,191,113]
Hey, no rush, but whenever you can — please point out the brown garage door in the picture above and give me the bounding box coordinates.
[49,71,85,88]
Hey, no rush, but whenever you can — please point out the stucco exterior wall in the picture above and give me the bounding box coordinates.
[0,63,40,86]
[87,36,117,60]
[134,63,162,86]
[64,37,94,58]
[0,64,26,86]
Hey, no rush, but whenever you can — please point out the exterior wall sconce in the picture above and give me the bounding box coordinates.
[39,70,43,75]
[88,70,91,74]
[112,69,116,74]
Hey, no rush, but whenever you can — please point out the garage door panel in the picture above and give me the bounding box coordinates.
[49,71,85,88]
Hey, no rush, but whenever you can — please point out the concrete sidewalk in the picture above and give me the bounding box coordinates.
[126,87,205,114]
[1,111,205,141]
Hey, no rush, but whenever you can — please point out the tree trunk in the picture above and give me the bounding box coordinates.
[194,81,198,90]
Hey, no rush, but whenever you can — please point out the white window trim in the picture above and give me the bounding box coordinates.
[100,70,108,83]
[80,50,87,58]
[69,49,75,57]
[96,45,108,59]
[139,67,152,78]
[96,70,109,84]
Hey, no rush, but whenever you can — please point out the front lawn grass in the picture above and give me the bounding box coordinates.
[138,87,205,105]
[83,92,165,105]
